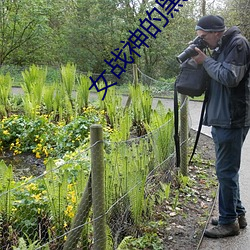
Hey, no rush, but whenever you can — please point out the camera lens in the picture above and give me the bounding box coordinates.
[176,44,198,63]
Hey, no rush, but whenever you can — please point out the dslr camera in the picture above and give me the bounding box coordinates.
[176,36,208,64]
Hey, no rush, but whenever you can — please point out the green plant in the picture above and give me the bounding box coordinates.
[105,136,153,233]
[12,177,49,241]
[157,182,171,204]
[43,84,56,114]
[21,65,47,118]
[117,233,163,250]
[60,63,76,102]
[103,86,123,128]
[13,233,49,250]
[0,107,103,158]
[0,161,15,222]
[43,159,69,224]
[0,73,12,117]
[129,84,153,127]
[145,100,174,164]
[172,190,180,210]
[178,173,191,189]
[76,74,91,112]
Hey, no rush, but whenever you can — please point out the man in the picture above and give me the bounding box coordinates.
[192,15,250,238]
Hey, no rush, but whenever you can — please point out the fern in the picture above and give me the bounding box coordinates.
[43,159,68,228]
[61,63,76,101]
[21,65,47,118]
[76,74,90,111]
[0,160,14,221]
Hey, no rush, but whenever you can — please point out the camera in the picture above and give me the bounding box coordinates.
[176,36,208,64]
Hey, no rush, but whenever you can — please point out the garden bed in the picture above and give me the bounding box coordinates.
[0,130,217,250]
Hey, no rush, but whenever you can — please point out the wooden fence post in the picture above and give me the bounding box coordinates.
[63,175,92,250]
[133,64,138,85]
[91,124,106,250]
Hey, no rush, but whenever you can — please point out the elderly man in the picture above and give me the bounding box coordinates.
[192,15,250,238]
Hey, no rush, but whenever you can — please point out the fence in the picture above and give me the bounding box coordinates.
[0,65,190,249]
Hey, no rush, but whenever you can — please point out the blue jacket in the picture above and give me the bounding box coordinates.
[203,26,250,128]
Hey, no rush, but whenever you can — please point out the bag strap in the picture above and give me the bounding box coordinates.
[189,91,208,164]
[174,80,208,168]
[174,80,180,168]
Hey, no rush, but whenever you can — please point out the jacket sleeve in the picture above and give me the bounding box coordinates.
[203,38,250,87]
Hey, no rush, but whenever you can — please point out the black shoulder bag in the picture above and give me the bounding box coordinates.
[175,58,208,97]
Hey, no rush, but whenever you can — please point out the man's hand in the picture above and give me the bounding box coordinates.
[192,47,207,64]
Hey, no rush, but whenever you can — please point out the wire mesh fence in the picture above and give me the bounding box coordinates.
[0,112,191,249]
[0,65,191,249]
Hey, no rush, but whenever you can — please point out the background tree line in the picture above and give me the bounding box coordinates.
[0,0,249,82]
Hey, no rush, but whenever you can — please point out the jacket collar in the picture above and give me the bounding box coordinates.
[221,26,241,46]
[212,26,241,57]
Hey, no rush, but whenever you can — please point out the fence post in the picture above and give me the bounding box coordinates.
[91,124,106,250]
[124,64,138,109]
[133,64,138,85]
[63,175,92,250]
[180,94,188,176]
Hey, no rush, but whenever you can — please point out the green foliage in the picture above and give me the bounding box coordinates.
[105,135,153,227]
[0,0,52,65]
[129,84,153,126]
[0,73,12,116]
[0,74,180,248]
[103,86,123,128]
[117,233,163,250]
[158,182,171,203]
[61,63,76,101]
[0,109,102,157]
[76,74,91,111]
[145,100,175,163]
[43,159,69,230]
[0,0,230,80]
[0,161,14,222]
[12,176,48,240]
[21,65,47,118]
[43,85,56,113]
[13,235,46,250]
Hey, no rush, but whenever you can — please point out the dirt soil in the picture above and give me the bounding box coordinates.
[158,130,217,250]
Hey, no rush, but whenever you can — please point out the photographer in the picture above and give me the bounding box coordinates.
[192,15,250,238]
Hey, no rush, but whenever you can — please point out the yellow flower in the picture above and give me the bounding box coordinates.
[32,193,42,201]
[12,207,17,212]
[65,205,74,218]
[71,195,76,204]
[36,152,41,159]
[43,147,49,157]
[26,183,37,191]
[3,130,9,135]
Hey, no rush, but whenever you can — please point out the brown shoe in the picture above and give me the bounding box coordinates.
[204,222,240,238]
[211,214,247,229]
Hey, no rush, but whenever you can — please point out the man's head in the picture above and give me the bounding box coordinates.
[195,15,225,49]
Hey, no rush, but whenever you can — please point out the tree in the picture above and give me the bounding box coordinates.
[0,0,51,65]
[220,0,250,39]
